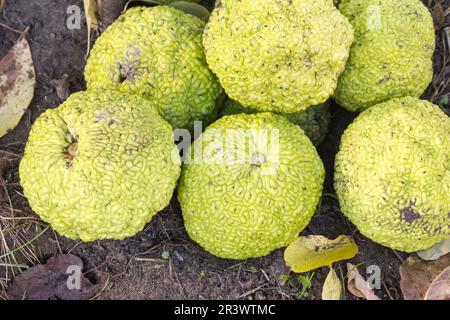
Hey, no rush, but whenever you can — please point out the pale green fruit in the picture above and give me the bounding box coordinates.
[334,0,435,112]
[19,90,181,241]
[203,0,353,113]
[85,6,223,130]
[178,113,325,259]
[335,97,449,252]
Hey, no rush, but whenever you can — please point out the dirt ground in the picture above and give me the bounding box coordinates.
[0,0,449,300]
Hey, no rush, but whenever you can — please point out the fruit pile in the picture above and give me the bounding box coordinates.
[19,0,449,259]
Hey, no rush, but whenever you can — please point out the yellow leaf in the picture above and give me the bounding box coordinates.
[284,235,358,273]
[83,0,99,31]
[0,36,35,137]
[322,266,342,300]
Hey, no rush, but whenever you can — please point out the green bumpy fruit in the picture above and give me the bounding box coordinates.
[178,113,325,259]
[85,6,223,130]
[19,90,181,241]
[334,0,435,112]
[203,0,353,113]
[220,98,331,146]
[335,97,449,252]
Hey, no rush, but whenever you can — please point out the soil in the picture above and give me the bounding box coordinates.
[0,0,449,300]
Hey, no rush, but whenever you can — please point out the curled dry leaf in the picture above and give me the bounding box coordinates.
[322,266,342,300]
[400,254,450,300]
[417,238,450,261]
[284,235,358,273]
[424,266,450,300]
[346,263,380,300]
[0,36,35,137]
[6,254,96,300]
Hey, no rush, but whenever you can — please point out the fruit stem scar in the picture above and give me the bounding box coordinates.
[250,153,266,167]
[63,133,78,168]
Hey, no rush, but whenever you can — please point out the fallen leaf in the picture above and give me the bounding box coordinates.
[400,254,450,300]
[0,36,35,137]
[83,0,99,31]
[322,266,342,300]
[432,3,444,29]
[83,0,99,58]
[424,266,450,300]
[6,254,96,300]
[417,239,450,261]
[50,74,70,101]
[96,0,127,30]
[284,235,358,273]
[347,263,380,300]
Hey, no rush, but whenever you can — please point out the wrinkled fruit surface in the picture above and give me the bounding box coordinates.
[178,113,325,259]
[203,0,353,113]
[85,6,223,130]
[334,0,435,111]
[19,90,181,241]
[335,97,449,252]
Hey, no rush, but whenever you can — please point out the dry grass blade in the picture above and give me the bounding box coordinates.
[0,149,47,300]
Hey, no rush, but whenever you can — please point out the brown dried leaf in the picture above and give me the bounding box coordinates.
[432,3,444,29]
[49,74,70,101]
[347,263,380,300]
[6,254,96,300]
[399,254,450,300]
[0,36,35,137]
[424,267,450,300]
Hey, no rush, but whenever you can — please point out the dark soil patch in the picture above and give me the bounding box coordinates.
[0,0,448,300]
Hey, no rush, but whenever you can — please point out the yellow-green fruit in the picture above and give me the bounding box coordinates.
[203,0,353,113]
[19,90,181,241]
[178,113,325,259]
[335,97,449,252]
[334,0,435,112]
[220,98,331,146]
[85,6,223,130]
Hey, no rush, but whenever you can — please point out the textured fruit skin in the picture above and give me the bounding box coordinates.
[178,113,325,259]
[203,0,353,113]
[220,98,331,146]
[84,6,223,130]
[19,90,181,241]
[335,97,449,252]
[334,0,435,112]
